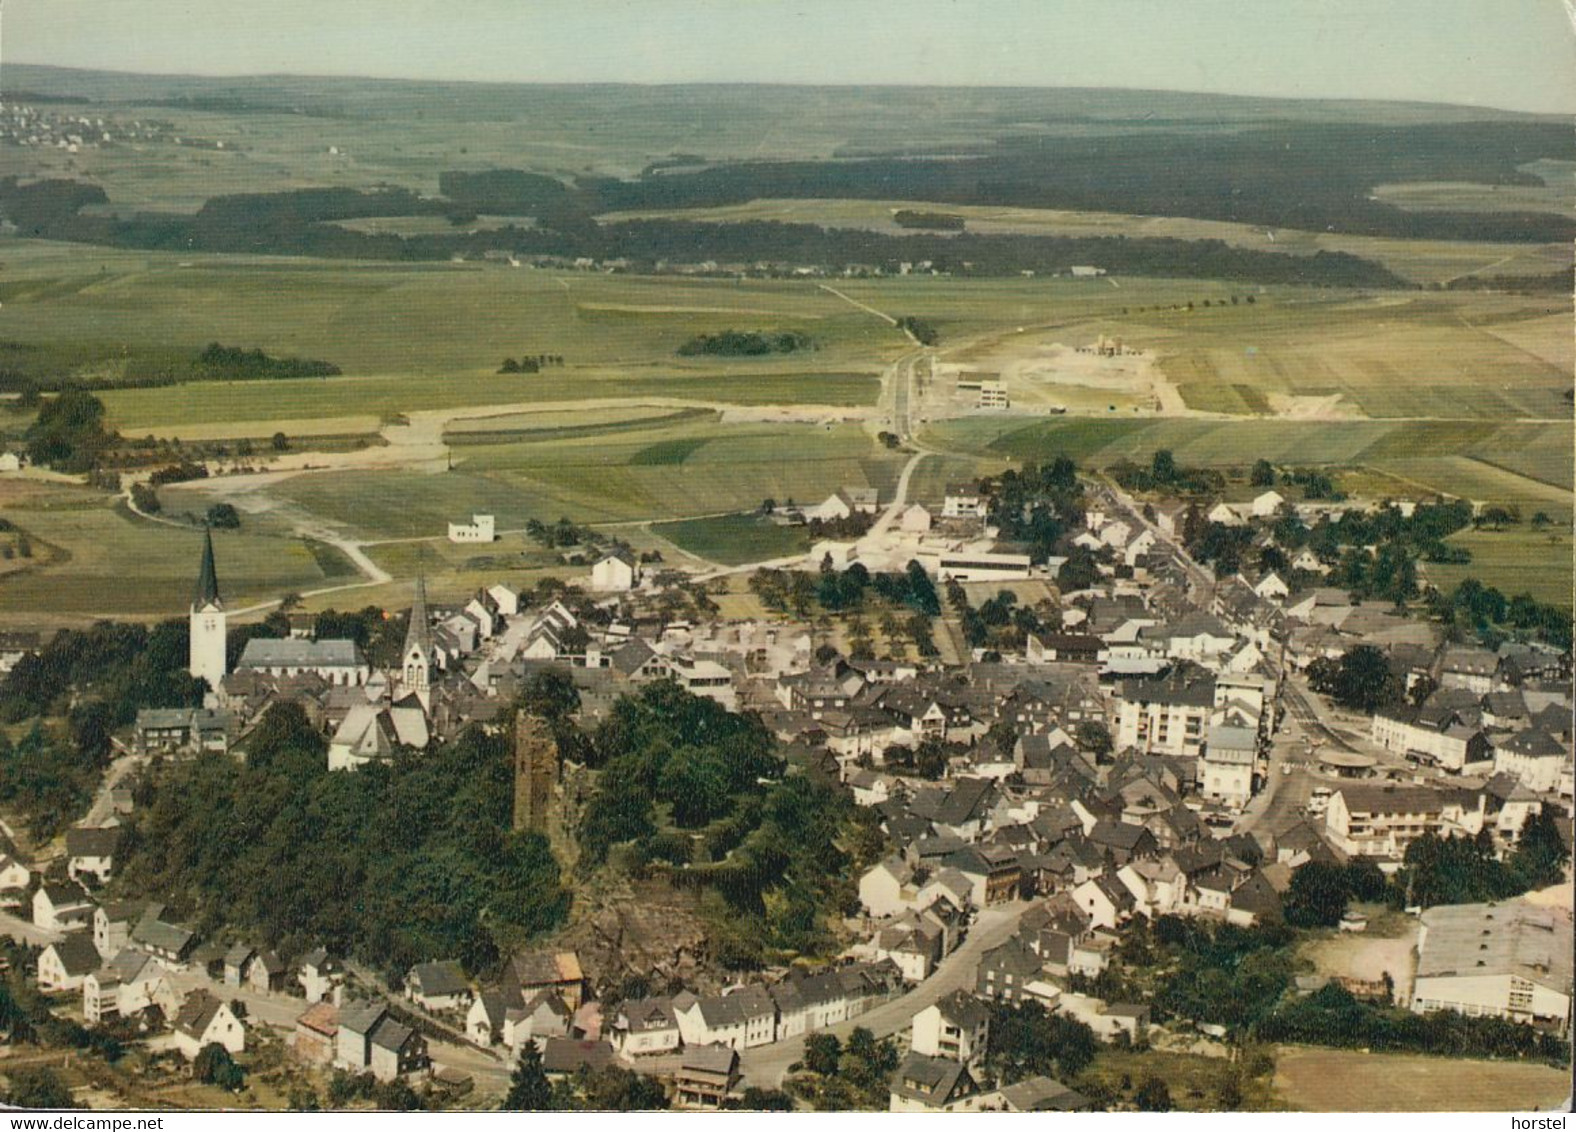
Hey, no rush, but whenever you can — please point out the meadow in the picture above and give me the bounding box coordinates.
[0,481,355,619]
[267,420,905,537]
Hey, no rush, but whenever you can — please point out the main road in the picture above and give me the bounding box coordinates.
[737,900,1033,1087]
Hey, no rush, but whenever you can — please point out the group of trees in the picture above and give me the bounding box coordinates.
[25,389,114,471]
[892,209,965,231]
[1429,578,1571,652]
[895,316,939,345]
[498,354,565,373]
[792,1027,901,1110]
[195,342,339,380]
[1256,983,1570,1067]
[573,681,853,966]
[1393,815,1568,909]
[677,330,813,357]
[1306,644,1403,714]
[114,703,570,978]
[980,456,1086,564]
[1281,861,1389,928]
[1112,449,1225,497]
[984,1000,1099,1084]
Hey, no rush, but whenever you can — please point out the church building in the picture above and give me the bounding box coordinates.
[189,528,228,694]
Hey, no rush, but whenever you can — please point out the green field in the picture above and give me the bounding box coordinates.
[651,513,813,566]
[258,420,904,538]
[0,489,356,617]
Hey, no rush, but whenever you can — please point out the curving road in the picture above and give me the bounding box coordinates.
[737,900,1034,1087]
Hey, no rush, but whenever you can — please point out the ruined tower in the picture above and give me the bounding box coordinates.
[512,711,558,836]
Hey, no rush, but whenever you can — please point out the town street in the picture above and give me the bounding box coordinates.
[736,900,1033,1087]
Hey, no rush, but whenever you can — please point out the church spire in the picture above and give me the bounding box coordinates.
[403,572,433,658]
[194,526,222,610]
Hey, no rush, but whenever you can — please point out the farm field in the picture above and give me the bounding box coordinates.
[930,417,1573,512]
[1428,525,1575,606]
[255,420,905,539]
[601,196,1575,284]
[651,513,812,566]
[1271,1046,1571,1112]
[0,485,355,619]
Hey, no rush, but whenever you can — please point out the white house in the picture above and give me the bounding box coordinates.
[1206,502,1244,527]
[859,856,920,918]
[173,990,246,1059]
[1251,490,1286,518]
[447,514,496,543]
[1201,724,1257,809]
[0,854,30,892]
[37,934,102,992]
[610,998,683,1057]
[405,961,472,1013]
[900,504,933,534]
[910,992,991,1068]
[590,549,641,593]
[33,883,94,932]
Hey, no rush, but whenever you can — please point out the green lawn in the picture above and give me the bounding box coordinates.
[651,513,812,566]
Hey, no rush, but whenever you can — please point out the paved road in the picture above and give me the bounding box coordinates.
[737,901,1033,1088]
[165,966,509,1091]
[0,908,61,947]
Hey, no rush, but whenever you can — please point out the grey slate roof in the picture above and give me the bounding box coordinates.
[237,638,364,669]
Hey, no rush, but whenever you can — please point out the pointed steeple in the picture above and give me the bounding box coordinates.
[194,526,222,610]
[403,572,433,659]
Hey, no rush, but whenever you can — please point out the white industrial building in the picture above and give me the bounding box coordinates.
[1412,901,1572,1035]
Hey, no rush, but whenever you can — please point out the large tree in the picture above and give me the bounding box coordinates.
[503,1040,554,1111]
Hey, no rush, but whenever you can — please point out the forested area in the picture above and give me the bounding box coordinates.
[111,703,568,978]
[569,681,857,966]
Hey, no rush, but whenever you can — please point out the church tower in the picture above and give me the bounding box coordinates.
[189,527,228,692]
[400,573,433,705]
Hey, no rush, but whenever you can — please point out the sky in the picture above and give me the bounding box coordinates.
[6,0,1576,114]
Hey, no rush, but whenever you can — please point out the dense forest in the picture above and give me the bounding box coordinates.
[0,175,1412,289]
[112,703,569,979]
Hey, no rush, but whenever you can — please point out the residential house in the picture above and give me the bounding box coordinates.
[673,986,777,1051]
[0,854,29,893]
[246,950,287,994]
[1493,729,1570,794]
[976,935,1043,1004]
[33,883,94,933]
[978,1076,1094,1112]
[674,1045,740,1110]
[299,948,344,1005]
[1201,724,1257,809]
[294,1002,339,1065]
[133,707,234,755]
[65,825,122,884]
[609,997,682,1057]
[1117,668,1215,757]
[172,990,246,1059]
[859,856,920,918]
[336,999,428,1081]
[129,906,196,965]
[37,934,102,992]
[910,991,990,1067]
[1325,784,1447,860]
[93,901,145,960]
[406,960,472,1012]
[889,1052,981,1112]
[466,989,512,1048]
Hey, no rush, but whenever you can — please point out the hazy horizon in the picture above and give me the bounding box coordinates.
[6,0,1575,115]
